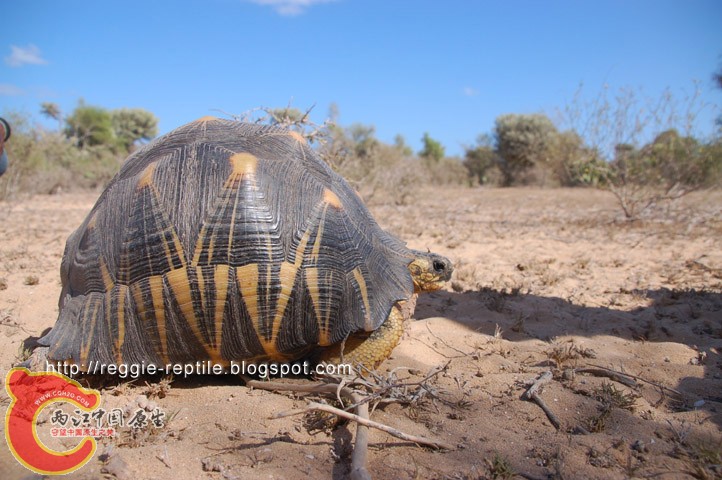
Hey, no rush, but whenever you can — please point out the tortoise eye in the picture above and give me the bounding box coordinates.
[432,260,446,273]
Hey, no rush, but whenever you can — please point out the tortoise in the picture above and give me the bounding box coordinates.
[34,117,453,372]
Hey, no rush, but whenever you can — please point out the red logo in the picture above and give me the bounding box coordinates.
[4,367,101,474]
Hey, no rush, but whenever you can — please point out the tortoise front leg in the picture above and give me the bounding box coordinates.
[321,304,406,370]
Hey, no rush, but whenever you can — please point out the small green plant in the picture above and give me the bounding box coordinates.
[463,135,502,185]
[547,342,580,368]
[594,382,638,411]
[486,452,515,479]
[16,345,33,363]
[547,340,597,369]
[585,382,639,433]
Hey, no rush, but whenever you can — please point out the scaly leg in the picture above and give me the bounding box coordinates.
[320,304,405,370]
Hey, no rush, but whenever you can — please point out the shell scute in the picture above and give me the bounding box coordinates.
[41,120,415,367]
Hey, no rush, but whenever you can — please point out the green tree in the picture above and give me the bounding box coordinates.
[110,108,158,152]
[700,140,722,185]
[463,134,500,185]
[64,101,115,148]
[639,129,718,188]
[493,113,558,185]
[419,132,445,163]
[0,111,124,199]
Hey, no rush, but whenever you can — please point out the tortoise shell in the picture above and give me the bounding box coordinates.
[40,117,416,368]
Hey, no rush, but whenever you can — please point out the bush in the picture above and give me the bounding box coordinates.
[324,129,426,205]
[494,113,558,186]
[318,121,467,205]
[599,130,722,218]
[0,111,123,200]
[558,84,721,218]
[426,156,471,187]
[546,130,607,187]
[418,132,445,165]
[464,136,502,186]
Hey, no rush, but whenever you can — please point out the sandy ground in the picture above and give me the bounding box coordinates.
[1,187,721,480]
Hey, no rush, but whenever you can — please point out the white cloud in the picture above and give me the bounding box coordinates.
[463,86,479,97]
[248,0,336,16]
[5,44,48,67]
[0,84,24,96]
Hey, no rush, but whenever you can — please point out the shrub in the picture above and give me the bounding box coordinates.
[463,136,502,186]
[493,113,558,186]
[0,111,123,200]
[558,84,721,218]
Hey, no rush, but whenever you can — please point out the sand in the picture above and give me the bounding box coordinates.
[1,187,720,479]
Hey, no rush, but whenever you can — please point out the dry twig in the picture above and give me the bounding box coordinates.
[522,371,561,430]
[273,401,454,450]
[244,376,453,480]
[585,364,682,396]
[425,324,474,357]
[572,367,638,388]
[245,378,372,480]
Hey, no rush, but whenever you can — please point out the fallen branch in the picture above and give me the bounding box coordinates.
[522,371,561,430]
[584,364,682,396]
[244,377,454,479]
[273,400,454,451]
[244,378,372,480]
[572,367,638,388]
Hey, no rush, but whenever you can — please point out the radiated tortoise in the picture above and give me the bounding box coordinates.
[36,117,453,372]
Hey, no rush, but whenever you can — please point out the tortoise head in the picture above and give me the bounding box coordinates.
[408,250,453,293]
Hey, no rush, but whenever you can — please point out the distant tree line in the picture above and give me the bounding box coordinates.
[460,73,722,218]
[463,112,721,218]
[462,112,721,190]
[261,97,721,216]
[0,101,158,197]
[1,78,720,219]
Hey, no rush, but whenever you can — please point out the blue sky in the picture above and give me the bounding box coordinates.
[2,0,721,156]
